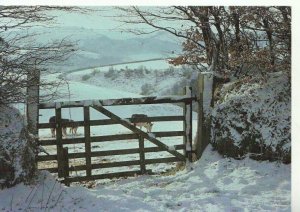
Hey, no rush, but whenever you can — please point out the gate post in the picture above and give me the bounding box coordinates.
[55,104,64,178]
[183,86,193,162]
[26,68,40,136]
[194,73,209,159]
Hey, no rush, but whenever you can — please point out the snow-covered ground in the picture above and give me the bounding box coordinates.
[0,145,291,211]
[1,70,291,211]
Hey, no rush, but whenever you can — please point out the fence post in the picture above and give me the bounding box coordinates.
[55,104,64,178]
[195,73,208,159]
[183,86,193,162]
[62,147,70,186]
[138,136,146,174]
[26,68,39,136]
[84,106,92,177]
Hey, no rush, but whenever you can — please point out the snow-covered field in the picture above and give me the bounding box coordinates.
[64,65,192,96]
[66,59,175,75]
[1,70,291,211]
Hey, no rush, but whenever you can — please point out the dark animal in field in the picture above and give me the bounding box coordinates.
[49,116,78,137]
[131,114,153,133]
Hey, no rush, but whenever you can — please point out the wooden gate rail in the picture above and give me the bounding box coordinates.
[62,157,181,172]
[63,171,145,184]
[38,131,184,146]
[40,157,182,174]
[38,144,185,161]
[39,95,196,109]
[38,115,185,129]
[37,91,195,183]
[92,105,186,161]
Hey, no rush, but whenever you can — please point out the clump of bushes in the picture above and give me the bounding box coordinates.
[104,67,118,79]
[81,74,92,81]
[91,69,100,76]
[141,83,155,95]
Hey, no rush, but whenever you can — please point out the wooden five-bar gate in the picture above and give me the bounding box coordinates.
[37,87,196,185]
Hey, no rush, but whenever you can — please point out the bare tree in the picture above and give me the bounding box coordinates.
[0,6,87,105]
[116,6,291,77]
[116,6,291,108]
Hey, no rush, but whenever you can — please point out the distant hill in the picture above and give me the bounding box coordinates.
[28,26,182,73]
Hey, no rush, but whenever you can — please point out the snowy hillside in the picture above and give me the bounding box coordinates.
[65,66,194,96]
[63,65,213,114]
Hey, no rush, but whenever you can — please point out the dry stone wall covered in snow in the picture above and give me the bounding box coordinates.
[211,72,291,163]
[0,105,37,188]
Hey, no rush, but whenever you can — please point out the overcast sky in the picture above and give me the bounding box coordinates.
[46,7,152,39]
[45,7,188,41]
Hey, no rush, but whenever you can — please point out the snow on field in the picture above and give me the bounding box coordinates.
[64,65,190,96]
[0,145,291,212]
[63,64,214,115]
[66,59,174,75]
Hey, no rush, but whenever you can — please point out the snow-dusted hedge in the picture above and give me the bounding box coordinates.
[0,105,37,188]
[211,72,291,163]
